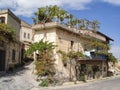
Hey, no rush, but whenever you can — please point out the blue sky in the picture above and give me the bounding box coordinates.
[0,0,120,59]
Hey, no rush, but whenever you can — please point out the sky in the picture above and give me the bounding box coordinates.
[0,0,120,59]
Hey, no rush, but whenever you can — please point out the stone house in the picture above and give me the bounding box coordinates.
[0,9,21,72]
[0,9,33,72]
[20,20,33,60]
[32,22,113,81]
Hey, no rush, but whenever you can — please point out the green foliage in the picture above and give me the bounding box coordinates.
[68,51,85,59]
[93,51,117,63]
[92,20,100,31]
[79,73,86,82]
[39,79,49,87]
[89,40,110,51]
[39,76,58,87]
[57,50,69,64]
[33,5,100,31]
[57,50,84,65]
[33,5,67,24]
[26,40,56,76]
[35,52,55,76]
[107,53,117,63]
[26,39,56,56]
[0,23,16,42]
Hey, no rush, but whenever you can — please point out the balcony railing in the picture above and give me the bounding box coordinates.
[90,52,107,60]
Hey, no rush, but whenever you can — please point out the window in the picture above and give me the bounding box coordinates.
[24,33,26,38]
[28,33,30,39]
[0,17,5,23]
[71,41,74,49]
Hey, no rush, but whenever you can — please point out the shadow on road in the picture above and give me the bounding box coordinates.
[0,61,33,78]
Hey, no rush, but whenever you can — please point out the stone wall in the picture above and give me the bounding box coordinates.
[0,9,22,71]
[32,23,109,81]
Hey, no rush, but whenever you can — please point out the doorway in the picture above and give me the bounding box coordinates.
[0,50,6,71]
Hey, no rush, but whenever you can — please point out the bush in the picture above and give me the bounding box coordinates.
[39,76,59,87]
[79,73,86,82]
[39,79,49,87]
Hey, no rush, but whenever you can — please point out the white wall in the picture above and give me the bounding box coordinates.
[20,26,33,43]
[34,29,56,43]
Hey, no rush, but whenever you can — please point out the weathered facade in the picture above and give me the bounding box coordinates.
[32,22,113,81]
[20,20,33,60]
[20,20,33,50]
[0,9,21,71]
[0,9,34,72]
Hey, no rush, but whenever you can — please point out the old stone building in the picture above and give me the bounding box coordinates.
[32,22,113,80]
[0,9,33,72]
[0,8,114,81]
[0,9,21,72]
[20,20,33,50]
[20,20,33,60]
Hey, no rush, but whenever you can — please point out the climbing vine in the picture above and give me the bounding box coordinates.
[0,23,16,42]
[57,50,85,66]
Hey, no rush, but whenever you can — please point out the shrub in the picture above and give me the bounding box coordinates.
[39,79,49,87]
[79,73,86,82]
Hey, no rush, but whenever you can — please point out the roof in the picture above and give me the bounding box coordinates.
[21,20,31,28]
[0,9,32,28]
[0,9,21,23]
[97,31,114,41]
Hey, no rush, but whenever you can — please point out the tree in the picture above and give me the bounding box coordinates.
[92,20,100,31]
[107,53,117,64]
[26,40,56,76]
[33,5,100,32]
[78,19,87,30]
[33,5,67,24]
[66,14,74,27]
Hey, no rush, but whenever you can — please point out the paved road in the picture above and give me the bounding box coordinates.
[0,63,38,90]
[0,63,120,90]
[39,77,120,90]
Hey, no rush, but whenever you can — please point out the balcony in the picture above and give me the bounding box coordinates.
[90,52,107,60]
[84,51,107,60]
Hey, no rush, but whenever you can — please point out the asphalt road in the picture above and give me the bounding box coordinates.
[40,76,120,90]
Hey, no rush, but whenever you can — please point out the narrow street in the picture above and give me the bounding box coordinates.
[0,63,39,90]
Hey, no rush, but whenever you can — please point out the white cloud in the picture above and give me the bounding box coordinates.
[60,0,93,10]
[103,0,120,5]
[0,0,93,17]
[110,46,120,60]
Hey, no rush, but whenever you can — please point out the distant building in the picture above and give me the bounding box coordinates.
[20,20,33,50]
[20,20,33,60]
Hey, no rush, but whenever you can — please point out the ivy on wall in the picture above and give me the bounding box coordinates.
[0,23,16,42]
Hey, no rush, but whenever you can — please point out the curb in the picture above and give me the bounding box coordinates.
[86,74,120,83]
[62,74,120,86]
